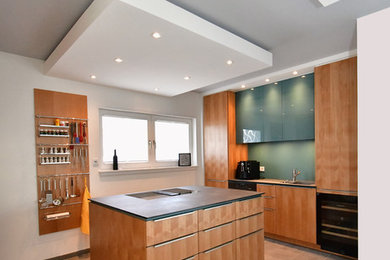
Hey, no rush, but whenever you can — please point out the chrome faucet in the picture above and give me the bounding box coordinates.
[292,169,302,182]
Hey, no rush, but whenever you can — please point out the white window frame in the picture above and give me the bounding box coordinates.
[99,108,195,170]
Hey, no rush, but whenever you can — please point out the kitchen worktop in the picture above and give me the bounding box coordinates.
[230,178,316,188]
[90,185,263,221]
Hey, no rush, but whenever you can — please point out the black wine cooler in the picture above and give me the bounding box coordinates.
[317,193,358,258]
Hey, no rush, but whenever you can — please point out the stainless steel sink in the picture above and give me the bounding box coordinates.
[127,188,193,200]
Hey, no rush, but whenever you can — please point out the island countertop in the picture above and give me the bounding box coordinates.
[90,185,263,221]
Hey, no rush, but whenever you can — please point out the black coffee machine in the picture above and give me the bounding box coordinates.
[236,160,261,179]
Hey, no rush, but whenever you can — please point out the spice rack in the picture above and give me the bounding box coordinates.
[34,89,90,235]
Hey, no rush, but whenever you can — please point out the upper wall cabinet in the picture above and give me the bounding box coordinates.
[236,73,314,144]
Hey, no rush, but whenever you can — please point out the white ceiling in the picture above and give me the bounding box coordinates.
[1,0,390,95]
[43,0,272,96]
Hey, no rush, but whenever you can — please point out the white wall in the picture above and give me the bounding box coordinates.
[0,51,204,260]
[357,7,390,259]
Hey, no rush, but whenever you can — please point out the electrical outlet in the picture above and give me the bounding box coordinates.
[93,159,99,167]
[260,166,265,172]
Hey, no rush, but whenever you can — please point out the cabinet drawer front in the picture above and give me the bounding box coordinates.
[147,233,198,260]
[146,211,198,246]
[198,203,235,230]
[257,184,276,196]
[199,221,235,252]
[199,240,236,260]
[236,230,264,260]
[236,213,264,238]
[235,197,264,219]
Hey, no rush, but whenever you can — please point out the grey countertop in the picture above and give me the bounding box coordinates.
[90,185,263,221]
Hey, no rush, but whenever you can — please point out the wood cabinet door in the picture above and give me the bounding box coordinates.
[236,229,264,260]
[204,92,229,182]
[263,208,276,234]
[275,186,316,244]
[315,57,357,194]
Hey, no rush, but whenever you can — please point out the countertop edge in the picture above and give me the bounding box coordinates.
[229,179,316,188]
[90,192,263,221]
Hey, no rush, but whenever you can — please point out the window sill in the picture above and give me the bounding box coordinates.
[98,165,198,176]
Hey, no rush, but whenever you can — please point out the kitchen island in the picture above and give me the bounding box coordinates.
[90,186,264,260]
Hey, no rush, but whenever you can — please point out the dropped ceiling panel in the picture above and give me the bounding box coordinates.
[44,0,272,96]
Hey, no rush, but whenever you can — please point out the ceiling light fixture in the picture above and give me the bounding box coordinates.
[184,76,191,80]
[293,71,298,75]
[226,60,233,65]
[265,78,270,82]
[318,0,340,7]
[114,58,123,63]
[90,75,96,79]
[154,88,159,91]
[152,32,161,39]
[241,85,246,89]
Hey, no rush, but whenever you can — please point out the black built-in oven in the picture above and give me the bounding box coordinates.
[317,193,358,258]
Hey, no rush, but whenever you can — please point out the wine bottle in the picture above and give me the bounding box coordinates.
[113,149,118,170]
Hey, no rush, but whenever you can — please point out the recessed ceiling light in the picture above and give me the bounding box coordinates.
[241,85,246,89]
[265,78,270,82]
[152,32,161,39]
[226,60,233,65]
[154,88,159,91]
[301,75,306,78]
[293,71,298,75]
[114,57,123,63]
[90,75,96,79]
[184,76,191,80]
[274,82,278,85]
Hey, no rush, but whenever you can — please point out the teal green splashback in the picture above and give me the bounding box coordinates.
[248,140,315,181]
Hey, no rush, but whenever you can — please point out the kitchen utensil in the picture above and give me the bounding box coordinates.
[79,122,83,143]
[70,177,77,197]
[65,177,69,200]
[46,178,53,204]
[83,122,87,144]
[39,179,45,203]
[81,147,85,169]
[75,122,79,144]
[53,179,62,206]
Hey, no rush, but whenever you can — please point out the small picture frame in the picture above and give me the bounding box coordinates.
[178,153,191,166]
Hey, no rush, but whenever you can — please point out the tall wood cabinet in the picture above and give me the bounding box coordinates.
[203,91,247,188]
[314,57,357,195]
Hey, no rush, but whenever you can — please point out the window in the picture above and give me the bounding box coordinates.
[100,109,195,169]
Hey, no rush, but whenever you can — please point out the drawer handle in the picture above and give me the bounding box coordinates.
[153,233,196,248]
[203,241,233,254]
[238,229,262,239]
[263,196,274,199]
[204,221,233,232]
[203,203,232,211]
[207,179,227,183]
[321,230,358,240]
[321,206,357,213]
[264,208,274,211]
[239,212,262,221]
[154,211,195,222]
[44,212,70,221]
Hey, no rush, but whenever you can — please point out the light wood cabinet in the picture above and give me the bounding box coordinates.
[203,91,247,188]
[91,196,264,260]
[236,230,264,260]
[146,233,199,260]
[314,57,357,195]
[275,186,317,244]
[146,211,198,246]
[257,184,316,244]
[198,203,235,230]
